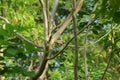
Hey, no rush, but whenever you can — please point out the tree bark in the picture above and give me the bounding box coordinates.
[72,0,79,80]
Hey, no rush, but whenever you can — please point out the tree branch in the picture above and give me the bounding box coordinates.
[49,0,84,46]
[72,0,79,80]
[1,0,6,17]
[47,0,99,60]
[90,25,117,46]
[39,0,49,42]
[48,0,59,37]
[101,24,114,80]
[83,27,89,80]
[0,16,10,23]
[47,19,95,60]
[16,32,43,48]
[0,17,42,49]
[50,0,58,20]
[47,22,89,60]
[31,1,50,80]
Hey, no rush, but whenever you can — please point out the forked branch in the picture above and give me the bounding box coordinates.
[48,0,99,60]
[49,0,84,46]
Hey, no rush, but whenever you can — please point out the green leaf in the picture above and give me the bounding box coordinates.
[22,70,35,77]
[4,46,18,57]
[0,35,4,40]
[92,29,98,35]
[116,41,120,47]
[0,56,4,60]
[113,11,120,23]
[0,29,6,37]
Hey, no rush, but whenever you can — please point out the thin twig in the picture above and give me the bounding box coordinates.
[90,25,117,46]
[101,24,114,80]
[83,27,89,80]
[0,16,10,23]
[16,32,43,48]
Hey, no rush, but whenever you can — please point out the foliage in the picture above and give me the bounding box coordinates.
[0,0,120,80]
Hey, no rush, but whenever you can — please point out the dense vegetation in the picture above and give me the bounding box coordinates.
[0,0,120,80]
